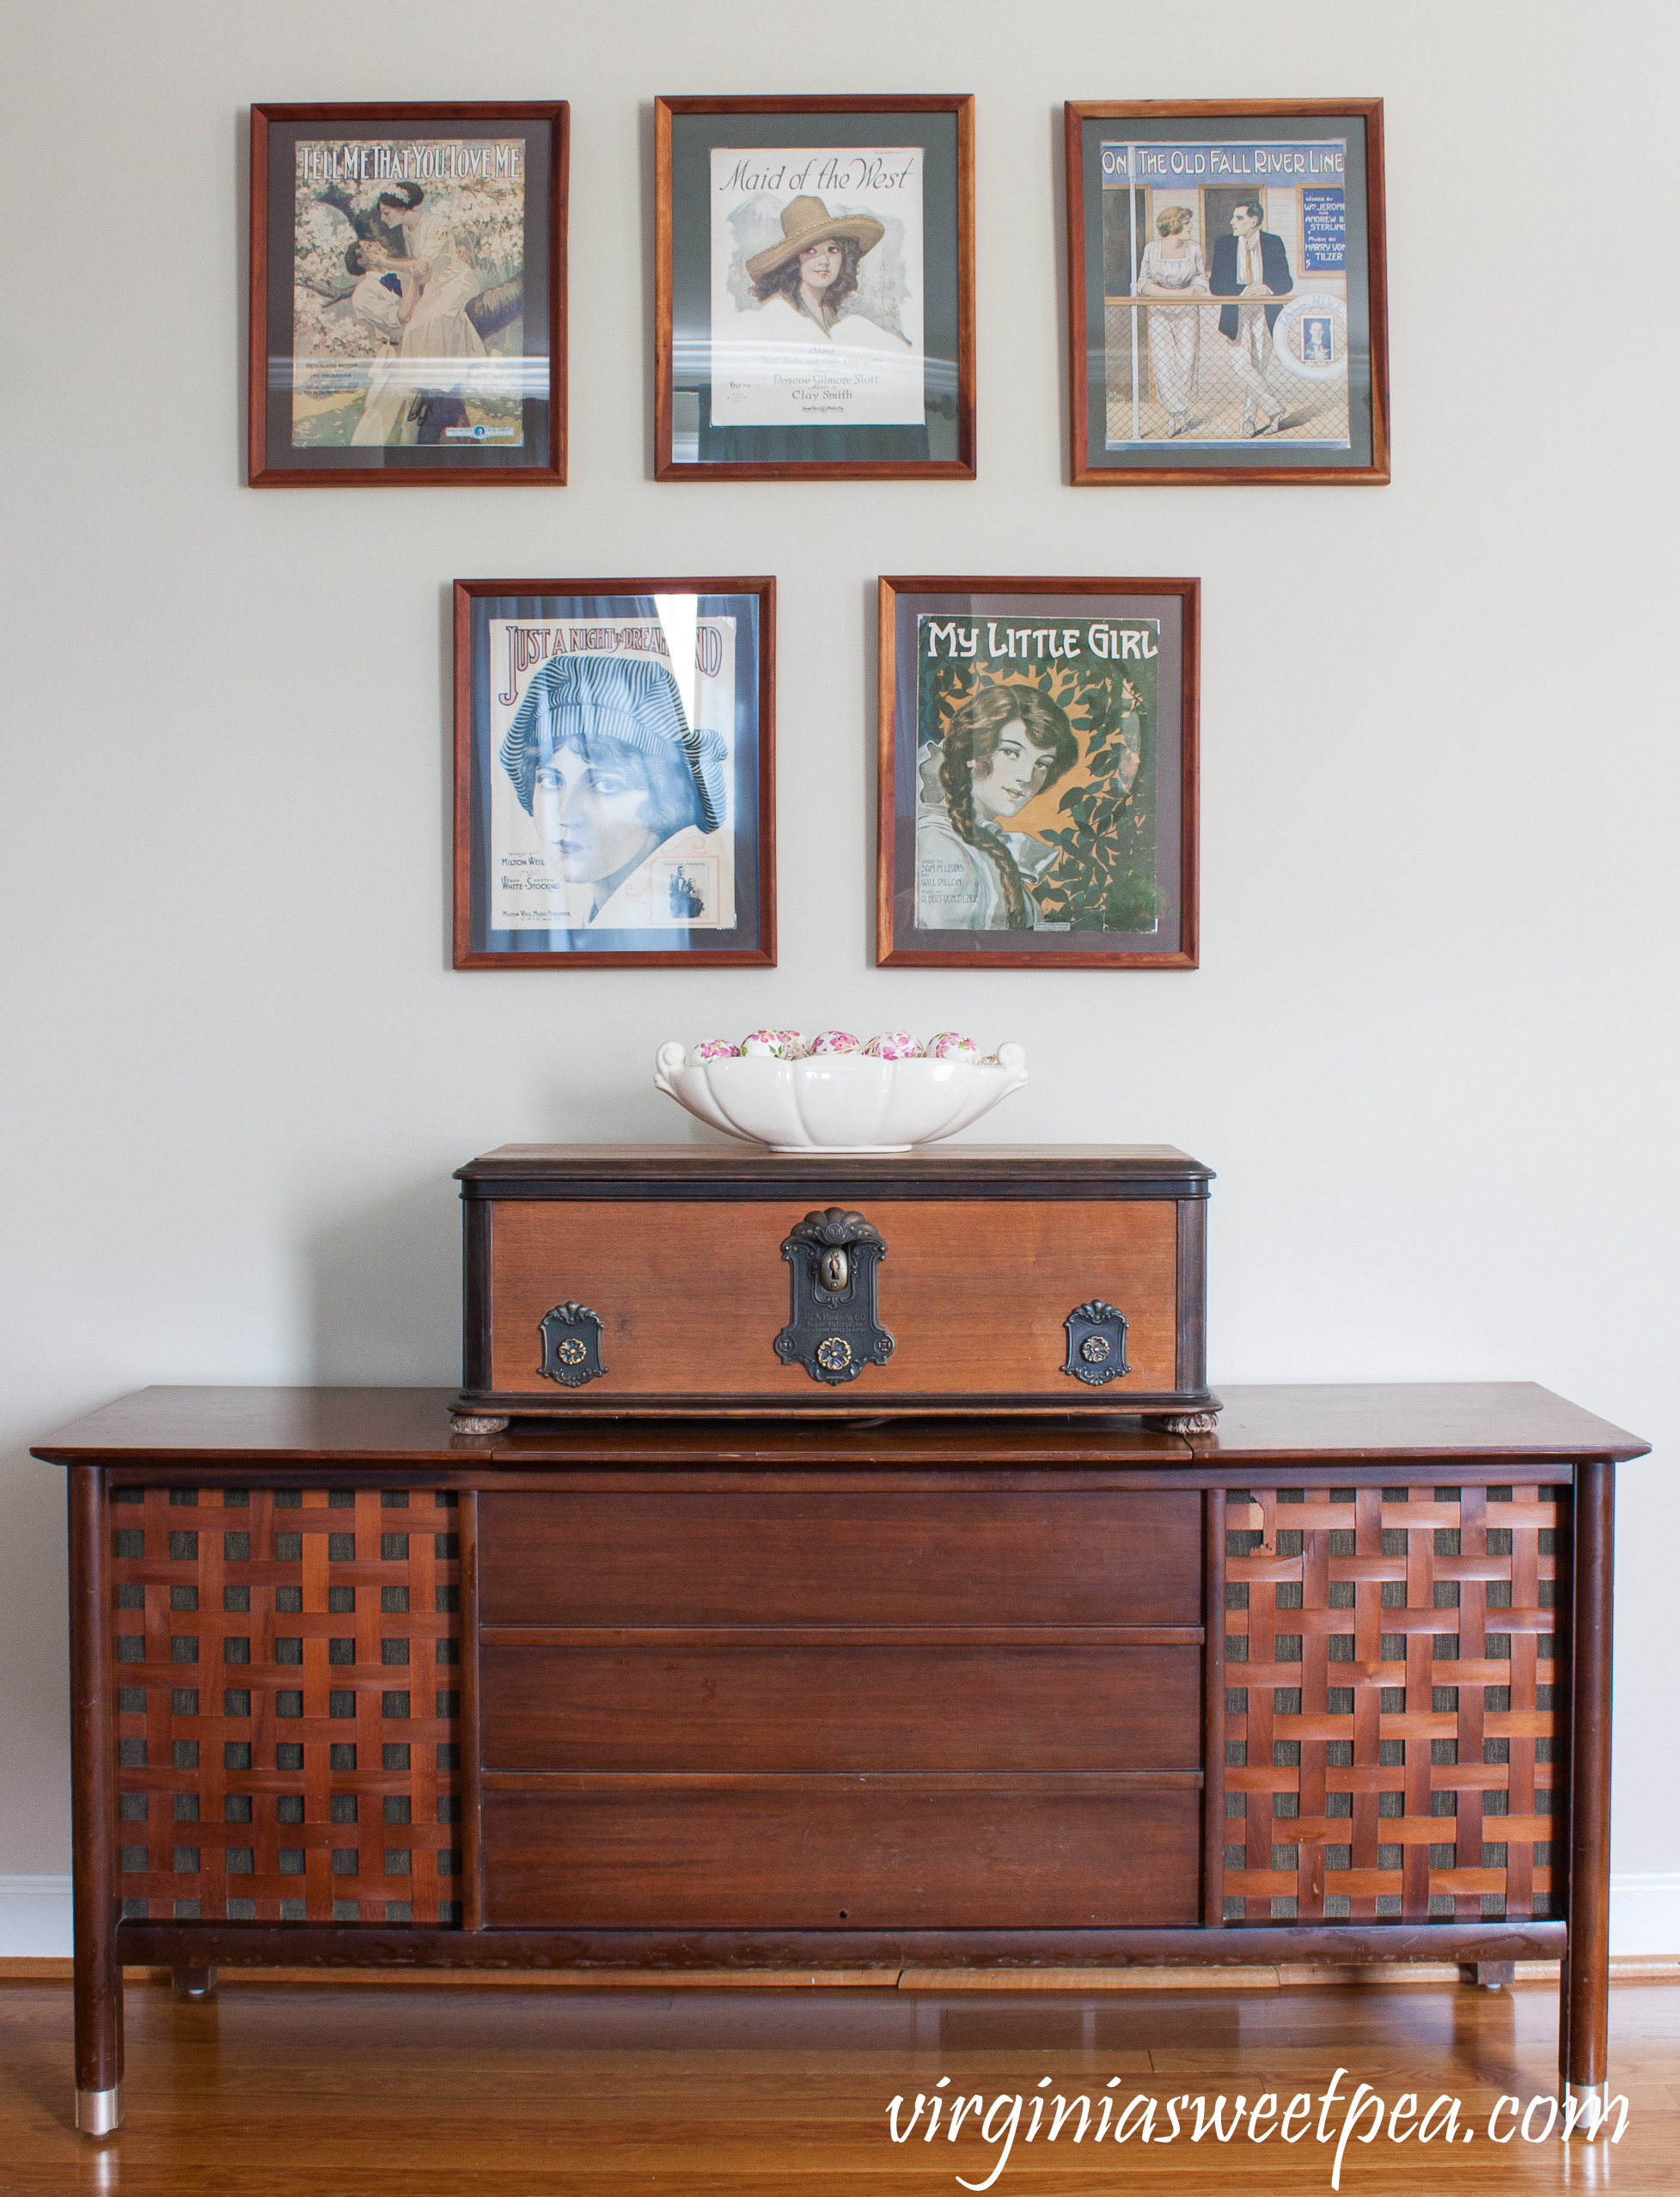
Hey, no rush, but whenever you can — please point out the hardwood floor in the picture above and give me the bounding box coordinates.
[3,1975,1676,2193]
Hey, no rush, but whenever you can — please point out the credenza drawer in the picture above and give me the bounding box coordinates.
[477,1491,1201,1627]
[479,1644,1202,1773]
[480,1775,1201,1928]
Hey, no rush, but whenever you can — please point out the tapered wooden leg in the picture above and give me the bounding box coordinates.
[1561,1460,1614,2133]
[68,1465,123,2133]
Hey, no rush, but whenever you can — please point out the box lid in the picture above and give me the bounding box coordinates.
[455,1143,1215,1199]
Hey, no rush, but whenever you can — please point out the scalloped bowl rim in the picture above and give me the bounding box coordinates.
[653,1043,1029,1152]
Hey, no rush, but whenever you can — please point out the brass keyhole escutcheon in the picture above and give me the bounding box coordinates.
[774,1206,893,1385]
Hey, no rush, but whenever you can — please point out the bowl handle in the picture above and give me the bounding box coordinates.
[653,1040,687,1096]
[995,1041,1029,1092]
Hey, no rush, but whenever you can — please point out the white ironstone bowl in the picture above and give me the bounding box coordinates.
[654,1041,1029,1154]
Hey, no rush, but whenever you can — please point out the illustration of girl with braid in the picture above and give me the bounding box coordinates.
[914,686,1079,931]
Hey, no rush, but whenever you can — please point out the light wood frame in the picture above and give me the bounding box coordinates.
[249,101,568,487]
[655,95,975,481]
[876,576,1199,968]
[452,577,776,970]
[1064,100,1389,486]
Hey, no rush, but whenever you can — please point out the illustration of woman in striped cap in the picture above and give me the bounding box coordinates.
[498,653,728,927]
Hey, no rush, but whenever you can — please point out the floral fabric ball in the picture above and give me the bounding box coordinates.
[809,1029,862,1055]
[864,1031,924,1061]
[690,1040,740,1062]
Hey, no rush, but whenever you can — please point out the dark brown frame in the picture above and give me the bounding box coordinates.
[249,102,568,487]
[876,575,1200,968]
[654,95,975,481]
[1064,100,1389,487]
[452,577,776,970]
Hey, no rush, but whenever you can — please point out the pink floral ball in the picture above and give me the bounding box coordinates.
[864,1030,924,1061]
[809,1029,862,1055]
[690,1040,740,1062]
[776,1028,809,1058]
[740,1028,793,1058]
[927,1031,981,1062]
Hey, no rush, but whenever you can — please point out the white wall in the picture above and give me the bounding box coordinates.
[3,0,1676,1943]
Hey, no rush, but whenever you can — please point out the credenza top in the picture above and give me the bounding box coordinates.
[30,1382,1650,1468]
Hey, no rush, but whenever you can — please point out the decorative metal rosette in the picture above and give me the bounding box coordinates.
[1060,1300,1130,1387]
[537,1302,608,1388]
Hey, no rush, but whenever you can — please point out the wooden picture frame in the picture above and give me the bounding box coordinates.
[1065,100,1388,485]
[877,577,1199,969]
[654,95,975,480]
[250,102,567,486]
[453,577,775,969]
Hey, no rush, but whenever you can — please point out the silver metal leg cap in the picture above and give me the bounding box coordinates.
[1564,2080,1610,2139]
[76,2085,121,2135]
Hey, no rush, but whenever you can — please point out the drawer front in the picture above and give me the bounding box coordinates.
[479,1492,1202,1627]
[486,1197,1180,1398]
[481,1777,1200,1928]
[480,1645,1201,1773]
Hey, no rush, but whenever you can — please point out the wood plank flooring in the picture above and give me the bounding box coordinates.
[2,1976,1676,2193]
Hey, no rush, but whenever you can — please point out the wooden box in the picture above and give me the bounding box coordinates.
[455,1144,1216,1423]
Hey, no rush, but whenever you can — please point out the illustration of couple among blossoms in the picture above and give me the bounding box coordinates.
[290,145,529,449]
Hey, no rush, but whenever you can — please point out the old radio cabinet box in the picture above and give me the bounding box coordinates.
[455,1144,1215,1422]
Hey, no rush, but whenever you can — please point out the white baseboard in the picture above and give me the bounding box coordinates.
[0,1877,73,1957]
[3,1873,1677,1963]
[1609,1873,1680,1957]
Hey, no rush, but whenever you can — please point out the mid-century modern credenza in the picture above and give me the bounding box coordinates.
[37,1378,1644,2137]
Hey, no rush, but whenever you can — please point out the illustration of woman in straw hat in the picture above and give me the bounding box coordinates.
[700,182,930,463]
[743,195,908,351]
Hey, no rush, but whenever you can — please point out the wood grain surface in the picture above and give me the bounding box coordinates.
[480,1643,1202,1772]
[107,1916,1568,1971]
[1062,100,1390,488]
[450,579,777,972]
[249,105,569,490]
[1194,1382,1650,1462]
[873,577,1200,970]
[1220,1483,1562,1929]
[31,1382,1648,1466]
[456,1140,1213,1188]
[652,95,976,483]
[9,1973,1674,2192]
[477,1489,1203,1627]
[486,1197,1181,1395]
[480,1776,1201,1928]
